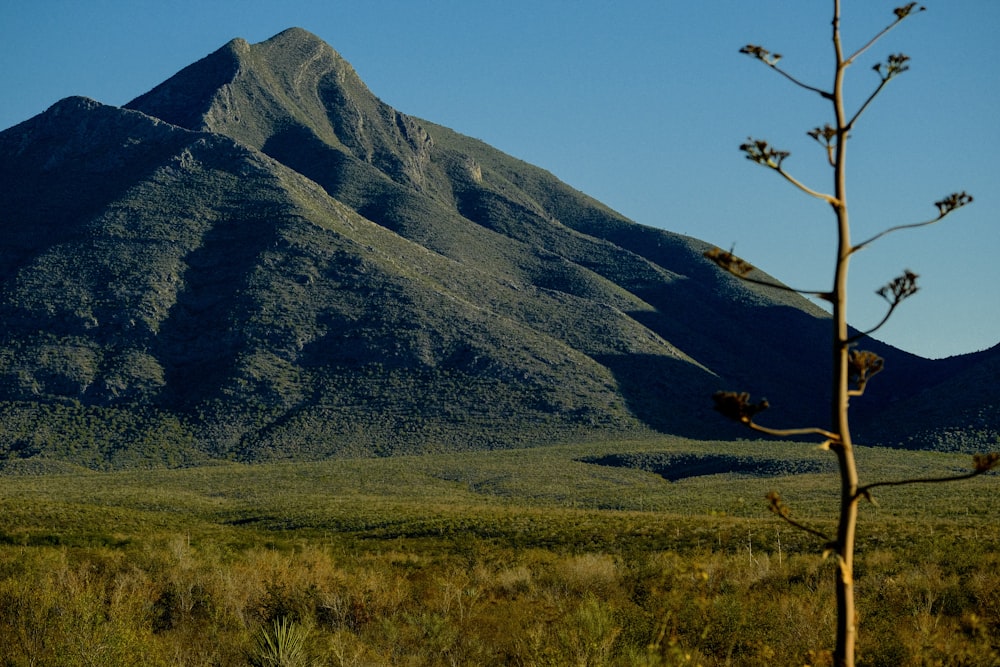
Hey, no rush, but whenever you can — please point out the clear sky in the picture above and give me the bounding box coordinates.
[2,1,997,359]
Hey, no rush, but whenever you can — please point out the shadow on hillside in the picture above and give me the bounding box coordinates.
[155,194,288,409]
[580,451,834,481]
[593,353,746,440]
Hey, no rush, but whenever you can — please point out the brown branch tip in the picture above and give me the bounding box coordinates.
[807,124,838,146]
[935,191,973,216]
[713,391,769,425]
[766,490,791,518]
[740,137,790,168]
[704,247,754,277]
[848,350,884,390]
[894,3,926,19]
[740,44,781,67]
[877,270,919,305]
[973,452,1000,473]
[873,54,912,82]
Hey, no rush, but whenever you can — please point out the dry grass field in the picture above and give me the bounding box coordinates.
[1,436,998,665]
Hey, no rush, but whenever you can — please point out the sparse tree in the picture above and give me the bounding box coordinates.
[704,3,999,666]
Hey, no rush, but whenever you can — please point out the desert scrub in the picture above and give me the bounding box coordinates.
[0,443,996,664]
[0,522,996,666]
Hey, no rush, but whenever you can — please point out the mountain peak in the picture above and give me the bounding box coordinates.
[127,28,354,141]
[127,29,433,189]
[251,26,345,78]
[261,27,329,49]
[47,95,102,114]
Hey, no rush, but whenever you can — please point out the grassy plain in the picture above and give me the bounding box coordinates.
[1,436,998,666]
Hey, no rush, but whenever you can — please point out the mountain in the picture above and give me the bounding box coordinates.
[856,343,1000,452]
[0,28,995,468]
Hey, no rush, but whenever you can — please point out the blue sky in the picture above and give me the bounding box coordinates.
[2,1,997,359]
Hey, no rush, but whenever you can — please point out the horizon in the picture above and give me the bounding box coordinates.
[2,1,997,359]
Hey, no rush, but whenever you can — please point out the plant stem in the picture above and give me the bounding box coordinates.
[831,2,858,665]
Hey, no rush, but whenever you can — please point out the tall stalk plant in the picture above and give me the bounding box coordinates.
[705,3,999,665]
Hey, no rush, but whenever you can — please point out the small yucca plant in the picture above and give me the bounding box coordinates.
[251,617,312,667]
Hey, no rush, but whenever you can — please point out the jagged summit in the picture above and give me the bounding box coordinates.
[124,27,365,141]
[1,29,992,468]
[253,26,344,70]
[127,28,432,191]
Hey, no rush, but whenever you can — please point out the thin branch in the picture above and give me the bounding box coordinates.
[851,217,940,255]
[848,271,920,344]
[768,491,833,542]
[775,167,841,206]
[749,422,841,441]
[772,65,833,99]
[775,513,832,542]
[703,248,832,299]
[844,26,893,66]
[740,140,838,205]
[846,302,900,344]
[712,391,840,441]
[778,514,833,544]
[775,167,840,206]
[734,273,831,300]
[855,455,999,502]
[850,191,973,254]
[823,146,835,168]
[843,4,924,66]
[845,9,924,128]
[739,45,832,99]
[847,78,890,129]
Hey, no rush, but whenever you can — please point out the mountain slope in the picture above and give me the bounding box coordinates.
[0,97,685,459]
[0,28,992,468]
[856,343,1000,451]
[126,28,849,424]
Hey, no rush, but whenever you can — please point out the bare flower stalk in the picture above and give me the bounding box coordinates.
[857,452,1000,500]
[767,491,832,542]
[706,4,995,666]
[703,247,831,298]
[847,270,919,341]
[850,191,973,253]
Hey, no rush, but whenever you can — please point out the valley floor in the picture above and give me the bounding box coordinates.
[1,437,998,666]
